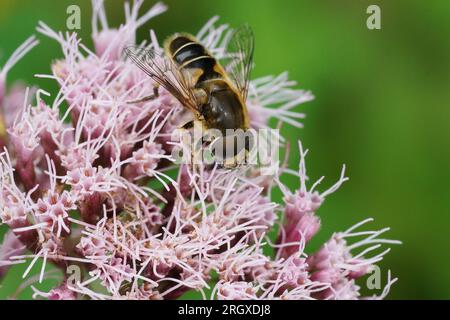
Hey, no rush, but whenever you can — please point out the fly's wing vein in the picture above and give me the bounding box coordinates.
[124,46,200,116]
[223,25,255,102]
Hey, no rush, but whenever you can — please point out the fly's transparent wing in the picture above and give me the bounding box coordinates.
[123,46,200,115]
[224,25,255,102]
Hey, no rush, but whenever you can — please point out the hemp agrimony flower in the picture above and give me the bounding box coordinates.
[0,0,400,300]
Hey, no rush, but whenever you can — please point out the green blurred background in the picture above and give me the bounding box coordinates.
[0,0,449,299]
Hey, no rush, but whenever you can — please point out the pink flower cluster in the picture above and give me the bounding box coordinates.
[0,1,399,300]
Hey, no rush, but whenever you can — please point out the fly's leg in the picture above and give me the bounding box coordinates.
[126,86,159,104]
[175,120,202,166]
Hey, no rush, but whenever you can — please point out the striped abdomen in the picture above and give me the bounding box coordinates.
[164,34,249,132]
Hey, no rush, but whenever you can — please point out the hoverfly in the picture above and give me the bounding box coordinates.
[124,25,255,168]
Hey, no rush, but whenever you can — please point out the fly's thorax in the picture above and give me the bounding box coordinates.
[198,80,248,132]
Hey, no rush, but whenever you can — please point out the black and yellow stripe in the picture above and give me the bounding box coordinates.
[164,34,223,85]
